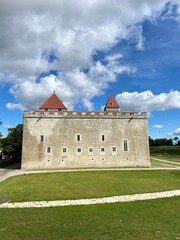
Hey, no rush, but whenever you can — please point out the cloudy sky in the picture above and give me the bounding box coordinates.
[0,0,180,139]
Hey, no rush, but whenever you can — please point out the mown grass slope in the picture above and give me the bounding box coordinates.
[0,197,179,240]
[0,170,179,202]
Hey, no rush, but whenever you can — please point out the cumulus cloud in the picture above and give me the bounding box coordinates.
[0,0,179,110]
[153,125,164,129]
[6,103,24,111]
[168,128,180,136]
[8,56,135,110]
[116,90,180,112]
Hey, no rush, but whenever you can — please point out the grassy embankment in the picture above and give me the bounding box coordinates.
[150,146,180,168]
[0,170,179,202]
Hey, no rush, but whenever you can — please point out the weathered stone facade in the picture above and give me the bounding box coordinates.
[21,95,150,170]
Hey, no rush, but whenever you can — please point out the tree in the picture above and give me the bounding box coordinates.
[1,124,23,161]
[149,136,154,146]
[149,137,173,146]
[173,137,179,145]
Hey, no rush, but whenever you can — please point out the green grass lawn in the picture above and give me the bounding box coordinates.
[0,170,179,202]
[0,196,179,240]
[150,158,179,168]
[150,146,180,163]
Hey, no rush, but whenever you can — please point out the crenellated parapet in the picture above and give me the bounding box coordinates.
[23,110,147,119]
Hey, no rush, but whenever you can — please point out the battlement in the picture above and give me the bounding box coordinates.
[23,110,147,119]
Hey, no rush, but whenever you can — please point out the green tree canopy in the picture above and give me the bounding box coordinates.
[149,137,173,146]
[0,124,23,161]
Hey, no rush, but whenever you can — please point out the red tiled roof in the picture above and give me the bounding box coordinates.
[39,93,67,110]
[104,95,120,111]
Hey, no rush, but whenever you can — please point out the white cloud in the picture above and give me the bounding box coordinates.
[127,25,145,50]
[3,124,15,130]
[168,128,180,137]
[0,0,179,110]
[167,132,173,136]
[105,54,123,62]
[153,125,164,129]
[116,90,180,112]
[10,57,135,110]
[174,128,180,135]
[6,103,24,111]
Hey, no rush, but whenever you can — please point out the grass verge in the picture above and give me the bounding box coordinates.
[0,170,179,202]
[150,146,180,163]
[150,158,180,168]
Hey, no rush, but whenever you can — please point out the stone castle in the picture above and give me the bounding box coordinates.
[21,93,150,169]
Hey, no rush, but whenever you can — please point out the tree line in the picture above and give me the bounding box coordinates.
[149,136,180,146]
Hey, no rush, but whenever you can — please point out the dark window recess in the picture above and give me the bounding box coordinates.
[47,147,51,153]
[40,135,44,142]
[77,134,81,141]
[124,140,128,151]
[102,135,105,141]
[112,147,116,152]
[89,148,93,152]
[77,148,82,152]
[101,147,105,152]
[62,148,67,153]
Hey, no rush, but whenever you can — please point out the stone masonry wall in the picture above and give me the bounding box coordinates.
[21,111,150,169]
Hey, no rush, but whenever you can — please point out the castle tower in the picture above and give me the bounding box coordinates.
[104,95,120,112]
[39,92,67,111]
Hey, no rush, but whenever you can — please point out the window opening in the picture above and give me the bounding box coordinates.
[40,135,44,142]
[77,148,82,153]
[77,134,81,141]
[112,147,116,152]
[124,140,128,151]
[102,135,105,141]
[89,147,93,152]
[101,147,105,152]
[62,148,67,153]
[47,147,51,153]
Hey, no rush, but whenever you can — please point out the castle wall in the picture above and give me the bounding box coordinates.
[21,111,150,169]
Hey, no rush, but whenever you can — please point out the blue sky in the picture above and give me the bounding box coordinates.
[0,0,180,139]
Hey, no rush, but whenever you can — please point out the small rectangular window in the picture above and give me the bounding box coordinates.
[77,148,82,153]
[47,146,51,153]
[102,135,105,141]
[124,140,128,151]
[89,147,93,152]
[77,134,81,141]
[101,147,105,152]
[112,147,116,152]
[62,147,67,153]
[40,135,44,142]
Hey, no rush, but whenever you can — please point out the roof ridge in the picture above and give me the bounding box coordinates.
[104,95,120,111]
[39,93,67,110]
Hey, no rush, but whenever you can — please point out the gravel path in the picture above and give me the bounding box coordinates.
[0,190,179,209]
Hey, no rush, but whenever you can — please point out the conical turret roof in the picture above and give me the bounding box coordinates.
[39,93,67,110]
[104,95,120,111]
